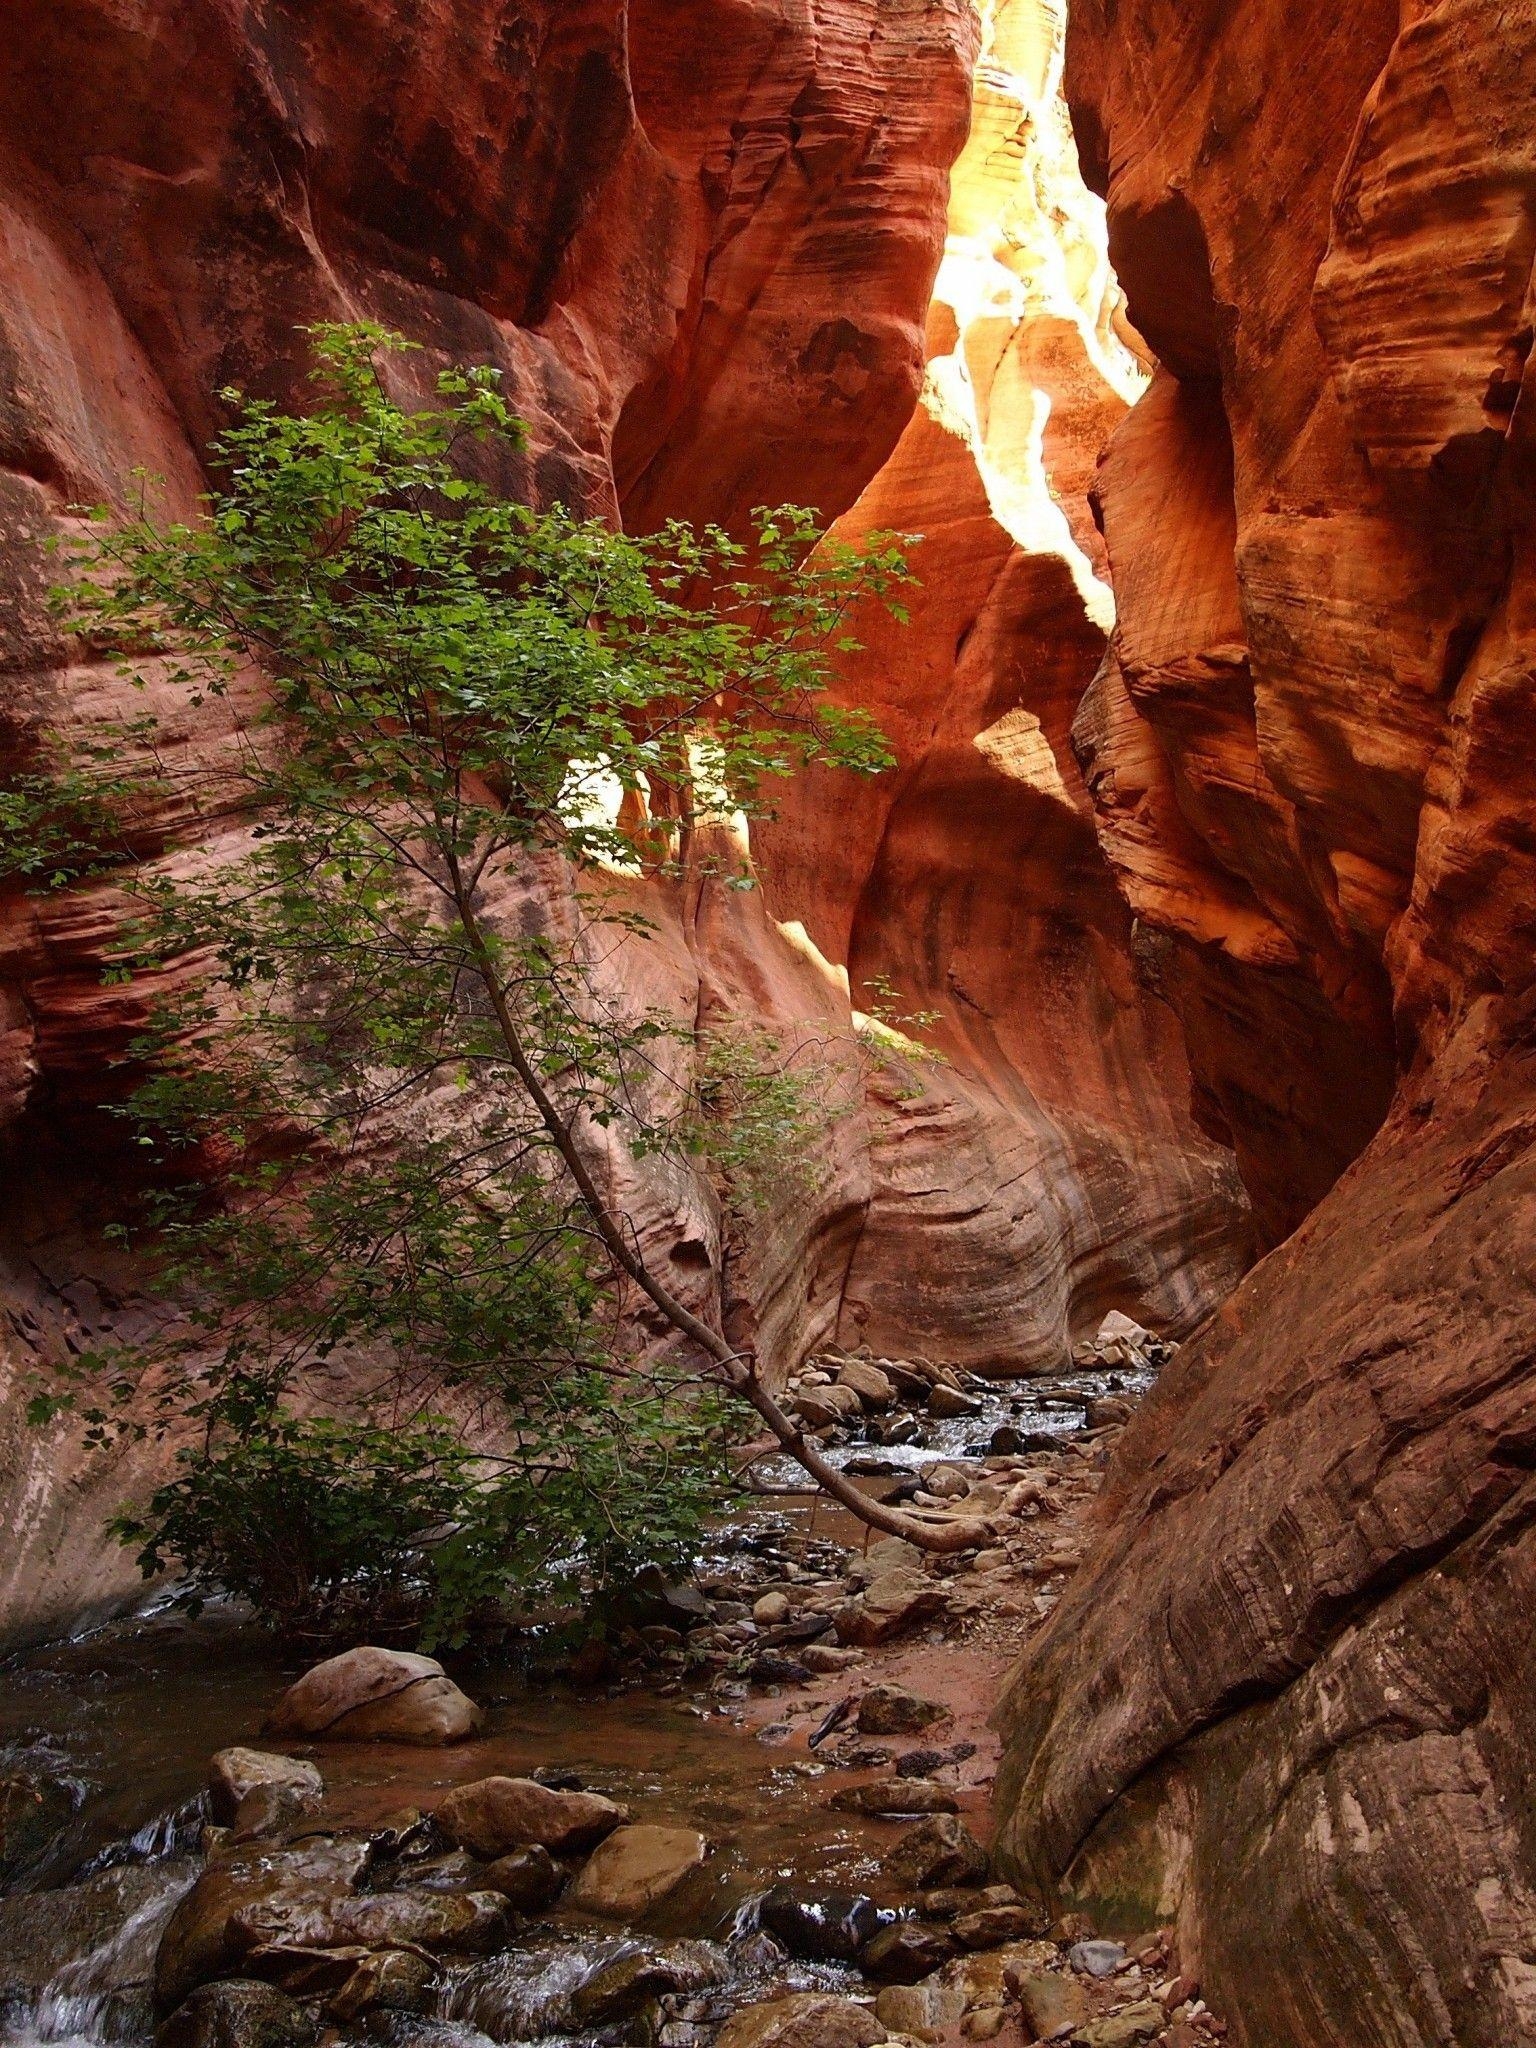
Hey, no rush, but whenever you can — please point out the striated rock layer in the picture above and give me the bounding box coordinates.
[0,2,1248,1644]
[760,0,1247,1370]
[995,2,1536,2045]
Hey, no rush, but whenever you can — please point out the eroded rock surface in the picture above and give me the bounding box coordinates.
[995,4,1536,2045]
[0,0,1249,1649]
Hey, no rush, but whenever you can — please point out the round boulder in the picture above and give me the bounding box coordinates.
[263,1648,481,1746]
[567,1823,709,1919]
[156,1981,318,2048]
[434,1775,628,1857]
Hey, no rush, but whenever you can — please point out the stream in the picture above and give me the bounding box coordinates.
[0,1350,1154,2048]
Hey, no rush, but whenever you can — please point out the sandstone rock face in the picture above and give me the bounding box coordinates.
[0,0,980,1646]
[759,0,1251,1372]
[994,3,1536,2046]
[0,0,1250,1646]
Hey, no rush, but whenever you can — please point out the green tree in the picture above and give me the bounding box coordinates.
[5,324,969,1643]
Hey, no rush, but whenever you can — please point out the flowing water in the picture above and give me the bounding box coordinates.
[0,1358,1146,2048]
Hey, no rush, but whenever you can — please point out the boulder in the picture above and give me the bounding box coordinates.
[857,1920,955,1981]
[324,1949,436,2022]
[1069,1938,1128,1978]
[831,1779,958,1817]
[883,1815,988,1890]
[791,1390,845,1430]
[758,1885,885,1962]
[208,1751,323,1828]
[873,1976,968,2035]
[1085,1396,1135,1430]
[568,1943,725,2027]
[951,1905,1038,1949]
[801,1643,865,1674]
[834,1571,947,1647]
[229,1887,512,1957]
[926,1385,982,1419]
[922,1462,973,1500]
[715,1993,887,2048]
[0,1769,77,1886]
[856,1685,947,1735]
[1077,2002,1166,2046]
[752,1591,792,1626]
[434,1776,628,1856]
[263,1649,481,1746]
[156,1981,319,2048]
[1008,1969,1094,2038]
[1095,1311,1152,1350]
[836,1360,895,1410]
[566,1824,709,1919]
[155,1838,373,2011]
[479,1845,564,1911]
[2,1864,189,1995]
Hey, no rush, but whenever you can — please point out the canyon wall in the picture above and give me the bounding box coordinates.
[994,3,1536,2044]
[0,1,1246,1645]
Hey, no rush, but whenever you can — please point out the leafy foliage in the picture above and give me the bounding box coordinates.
[4,323,915,1641]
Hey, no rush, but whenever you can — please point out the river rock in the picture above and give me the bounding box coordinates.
[230,1886,512,1957]
[0,1768,77,1886]
[857,1919,956,1981]
[715,1993,887,2048]
[883,1815,988,1889]
[873,1975,968,2035]
[836,1360,895,1410]
[1085,1396,1135,1430]
[324,1948,437,2022]
[752,1591,791,1626]
[758,1885,885,1962]
[155,1838,372,2010]
[1008,1968,1094,2038]
[263,1649,481,1746]
[2,1863,190,1996]
[480,1845,564,1911]
[926,1384,982,1419]
[832,1778,958,1817]
[951,1904,1038,1949]
[801,1643,864,1674]
[157,1980,319,2048]
[566,1824,709,1918]
[208,1751,323,1829]
[1076,2001,1167,2046]
[856,1684,947,1735]
[834,1571,947,1647]
[568,1943,725,2026]
[435,1776,628,1856]
[1070,1937,1128,1978]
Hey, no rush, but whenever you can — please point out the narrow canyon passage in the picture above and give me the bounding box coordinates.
[2,2,1536,2046]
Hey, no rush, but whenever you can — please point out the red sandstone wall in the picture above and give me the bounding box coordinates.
[0,0,1250,1645]
[995,5,1536,2043]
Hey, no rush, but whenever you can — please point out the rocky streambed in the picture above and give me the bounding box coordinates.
[0,1323,1230,2048]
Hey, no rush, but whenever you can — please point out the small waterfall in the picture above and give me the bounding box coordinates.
[1,1860,196,2048]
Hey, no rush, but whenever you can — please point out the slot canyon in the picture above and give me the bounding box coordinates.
[2,3,1535,2046]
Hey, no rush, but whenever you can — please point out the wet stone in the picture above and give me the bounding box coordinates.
[156,1980,319,2048]
[758,1885,887,1962]
[831,1778,958,1817]
[883,1814,988,1890]
[857,1919,956,1982]
[856,1685,947,1736]
[715,1992,888,2048]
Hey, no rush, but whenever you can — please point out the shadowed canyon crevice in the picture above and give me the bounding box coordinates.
[4,2,1536,2044]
